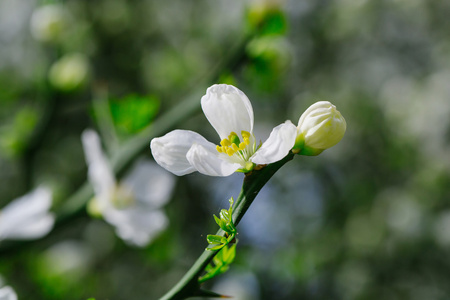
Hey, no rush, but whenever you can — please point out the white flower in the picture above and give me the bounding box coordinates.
[150,84,298,176]
[30,4,69,43]
[293,101,346,156]
[0,285,17,300]
[82,130,175,247]
[0,187,54,241]
[48,53,90,92]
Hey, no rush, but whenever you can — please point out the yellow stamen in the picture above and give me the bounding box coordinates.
[221,139,231,147]
[217,131,253,156]
[241,131,250,138]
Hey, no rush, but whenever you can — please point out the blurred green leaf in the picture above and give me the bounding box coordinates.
[109,94,160,135]
[222,244,236,265]
[0,106,39,157]
[247,7,287,36]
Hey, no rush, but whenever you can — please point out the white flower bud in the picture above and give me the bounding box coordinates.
[48,53,89,92]
[30,4,69,43]
[293,101,346,155]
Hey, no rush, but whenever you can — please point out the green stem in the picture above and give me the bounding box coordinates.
[158,152,295,300]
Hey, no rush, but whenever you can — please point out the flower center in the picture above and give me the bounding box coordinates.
[215,131,257,172]
[216,131,252,157]
[111,185,135,209]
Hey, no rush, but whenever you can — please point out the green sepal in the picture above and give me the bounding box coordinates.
[297,146,324,156]
[292,133,324,156]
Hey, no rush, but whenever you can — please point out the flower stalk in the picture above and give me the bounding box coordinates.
[158,152,295,300]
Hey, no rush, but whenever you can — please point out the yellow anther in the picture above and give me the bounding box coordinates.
[232,144,239,152]
[229,132,238,139]
[244,137,250,145]
[216,145,223,153]
[241,131,250,138]
[239,142,246,150]
[221,139,231,147]
[226,148,235,156]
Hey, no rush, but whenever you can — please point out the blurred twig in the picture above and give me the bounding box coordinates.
[92,83,120,154]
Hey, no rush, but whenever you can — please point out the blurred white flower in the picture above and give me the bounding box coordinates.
[40,240,93,279]
[0,187,54,241]
[30,4,69,43]
[336,261,371,299]
[151,84,297,176]
[48,53,90,92]
[82,130,175,247]
[293,101,346,156]
[0,285,17,300]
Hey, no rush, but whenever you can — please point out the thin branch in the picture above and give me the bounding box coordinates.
[158,152,295,300]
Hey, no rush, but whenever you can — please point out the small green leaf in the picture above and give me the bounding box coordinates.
[228,197,234,213]
[225,224,236,233]
[222,244,236,264]
[220,209,230,223]
[208,244,225,251]
[214,216,229,232]
[213,255,223,266]
[213,214,222,226]
[204,264,213,272]
[219,265,230,273]
[207,235,224,245]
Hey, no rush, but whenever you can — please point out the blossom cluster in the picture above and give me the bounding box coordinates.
[151,84,346,177]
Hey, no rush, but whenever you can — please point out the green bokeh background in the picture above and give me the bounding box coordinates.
[1,0,450,299]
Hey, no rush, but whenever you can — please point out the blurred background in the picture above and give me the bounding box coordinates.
[1,0,450,299]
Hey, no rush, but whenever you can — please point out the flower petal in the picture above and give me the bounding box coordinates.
[81,129,116,210]
[104,208,168,247]
[0,214,55,240]
[251,121,297,165]
[201,84,254,140]
[0,187,55,241]
[122,159,175,208]
[151,130,212,176]
[186,143,241,176]
[0,286,17,300]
